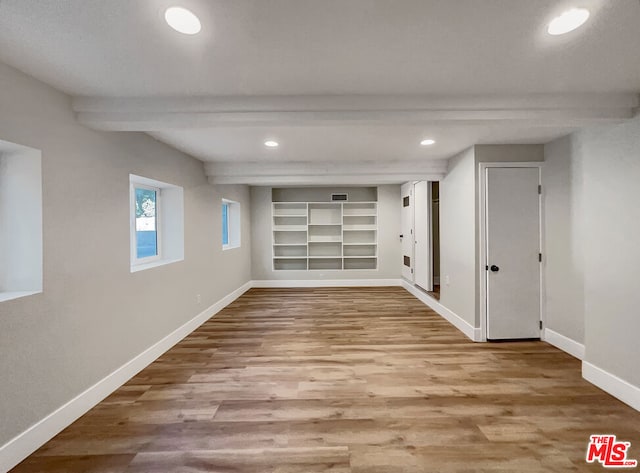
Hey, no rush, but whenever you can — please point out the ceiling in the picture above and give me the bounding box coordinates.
[0,0,639,183]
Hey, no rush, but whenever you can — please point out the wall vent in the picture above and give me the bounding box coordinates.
[331,193,348,201]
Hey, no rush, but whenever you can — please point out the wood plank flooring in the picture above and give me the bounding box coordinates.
[11,287,640,472]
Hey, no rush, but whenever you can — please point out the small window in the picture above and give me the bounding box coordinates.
[134,185,160,261]
[222,199,241,250]
[222,202,230,246]
[130,175,184,272]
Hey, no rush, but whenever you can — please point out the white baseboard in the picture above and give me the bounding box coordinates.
[543,328,585,360]
[582,361,640,412]
[251,279,402,288]
[0,280,252,473]
[402,281,481,342]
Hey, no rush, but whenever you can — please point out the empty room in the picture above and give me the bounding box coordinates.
[1,1,640,472]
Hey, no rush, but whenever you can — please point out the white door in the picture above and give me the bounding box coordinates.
[486,167,541,340]
[414,181,432,291]
[400,182,414,281]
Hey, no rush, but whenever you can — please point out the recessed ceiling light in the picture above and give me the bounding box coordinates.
[164,7,201,35]
[420,139,436,146]
[264,140,279,148]
[547,8,590,35]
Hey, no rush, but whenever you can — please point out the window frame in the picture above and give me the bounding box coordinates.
[222,201,230,249]
[222,198,241,251]
[131,182,162,266]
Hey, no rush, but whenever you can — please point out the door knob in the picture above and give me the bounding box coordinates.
[490,265,500,272]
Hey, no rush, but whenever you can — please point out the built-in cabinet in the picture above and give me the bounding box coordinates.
[272,201,378,270]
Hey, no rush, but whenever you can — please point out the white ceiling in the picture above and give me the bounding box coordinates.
[150,124,579,163]
[1,0,639,183]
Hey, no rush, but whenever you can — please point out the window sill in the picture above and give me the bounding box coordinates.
[0,290,42,303]
[223,245,241,251]
[130,258,183,273]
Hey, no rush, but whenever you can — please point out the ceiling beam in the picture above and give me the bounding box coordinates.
[204,159,449,186]
[72,94,639,131]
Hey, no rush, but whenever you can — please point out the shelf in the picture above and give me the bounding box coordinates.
[344,244,376,257]
[272,203,307,217]
[308,241,342,257]
[274,216,307,226]
[272,200,377,271]
[273,226,307,232]
[343,225,377,231]
[274,258,308,271]
[308,203,342,225]
[274,245,307,257]
[343,202,377,216]
[309,257,342,270]
[343,230,376,244]
[274,232,308,245]
[344,257,377,270]
[308,225,341,242]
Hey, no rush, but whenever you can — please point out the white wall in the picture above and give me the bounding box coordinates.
[543,136,585,344]
[578,117,640,388]
[251,185,401,281]
[0,61,252,448]
[439,148,477,327]
[543,115,640,403]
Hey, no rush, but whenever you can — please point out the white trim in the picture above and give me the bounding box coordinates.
[582,362,640,412]
[0,280,252,473]
[252,279,402,288]
[402,281,481,342]
[130,258,183,273]
[0,291,42,303]
[478,162,544,342]
[543,328,585,360]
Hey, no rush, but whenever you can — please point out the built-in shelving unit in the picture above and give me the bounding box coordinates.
[272,201,377,271]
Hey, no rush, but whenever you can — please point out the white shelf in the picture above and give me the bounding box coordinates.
[343,225,377,231]
[273,226,307,232]
[272,200,377,271]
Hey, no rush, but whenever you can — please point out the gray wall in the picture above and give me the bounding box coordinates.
[0,61,252,446]
[251,185,401,281]
[581,116,640,387]
[439,148,477,326]
[545,116,640,388]
[543,136,585,343]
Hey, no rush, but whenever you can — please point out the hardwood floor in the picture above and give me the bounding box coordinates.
[12,287,640,472]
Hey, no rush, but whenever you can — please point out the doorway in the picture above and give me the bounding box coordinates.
[481,164,542,341]
[430,182,440,300]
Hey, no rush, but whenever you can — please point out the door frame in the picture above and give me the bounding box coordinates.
[478,162,545,342]
[414,181,433,291]
[400,182,415,283]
